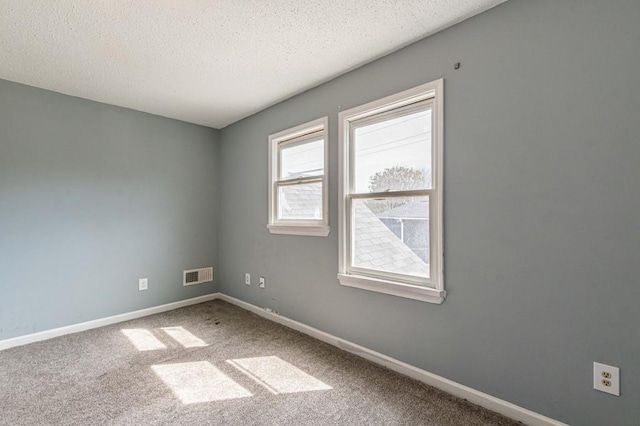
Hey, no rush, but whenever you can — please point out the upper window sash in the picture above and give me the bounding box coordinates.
[348,100,434,196]
[277,133,325,181]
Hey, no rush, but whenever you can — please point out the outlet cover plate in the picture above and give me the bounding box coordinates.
[259,276,266,288]
[594,362,620,396]
[139,278,148,291]
[245,273,251,285]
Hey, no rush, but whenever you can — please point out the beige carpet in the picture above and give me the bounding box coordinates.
[0,300,519,425]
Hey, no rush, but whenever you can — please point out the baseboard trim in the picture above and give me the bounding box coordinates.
[0,294,218,351]
[217,293,567,426]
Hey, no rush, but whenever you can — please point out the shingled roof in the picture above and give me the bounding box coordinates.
[353,201,428,277]
[279,183,322,220]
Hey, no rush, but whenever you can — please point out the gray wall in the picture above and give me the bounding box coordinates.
[217,1,640,424]
[0,79,219,340]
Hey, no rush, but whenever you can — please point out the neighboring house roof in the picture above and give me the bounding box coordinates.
[353,202,428,277]
[280,184,322,219]
[377,199,429,220]
[280,184,428,277]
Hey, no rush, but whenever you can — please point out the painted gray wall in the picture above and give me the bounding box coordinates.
[0,79,219,340]
[217,1,640,424]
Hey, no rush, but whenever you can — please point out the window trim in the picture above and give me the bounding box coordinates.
[338,80,444,303]
[268,116,329,237]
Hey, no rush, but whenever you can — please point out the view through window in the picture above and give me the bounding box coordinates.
[352,106,432,279]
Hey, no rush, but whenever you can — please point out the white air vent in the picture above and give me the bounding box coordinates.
[183,267,213,286]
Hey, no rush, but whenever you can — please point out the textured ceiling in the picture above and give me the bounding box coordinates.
[0,1,506,128]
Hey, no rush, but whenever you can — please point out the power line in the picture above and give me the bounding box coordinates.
[355,111,430,137]
[356,133,429,157]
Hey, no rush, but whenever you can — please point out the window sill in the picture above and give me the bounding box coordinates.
[337,273,445,304]
[267,224,330,237]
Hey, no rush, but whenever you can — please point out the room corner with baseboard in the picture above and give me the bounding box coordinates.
[2,1,640,425]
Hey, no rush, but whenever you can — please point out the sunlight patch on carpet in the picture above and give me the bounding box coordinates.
[161,326,208,348]
[152,361,252,404]
[121,329,166,351]
[227,356,332,394]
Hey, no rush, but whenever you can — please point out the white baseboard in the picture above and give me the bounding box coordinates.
[0,294,218,351]
[0,291,566,426]
[217,293,567,426]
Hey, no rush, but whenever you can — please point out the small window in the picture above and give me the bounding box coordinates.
[268,117,329,236]
[338,80,444,303]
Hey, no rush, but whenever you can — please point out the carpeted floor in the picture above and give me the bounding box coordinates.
[0,300,519,425]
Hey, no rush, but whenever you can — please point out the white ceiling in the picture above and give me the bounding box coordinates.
[0,1,506,128]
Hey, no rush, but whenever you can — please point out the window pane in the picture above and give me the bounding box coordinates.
[352,197,429,279]
[278,182,322,220]
[354,109,431,193]
[280,139,324,180]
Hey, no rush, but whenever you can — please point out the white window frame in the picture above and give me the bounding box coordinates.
[268,116,329,237]
[338,80,444,304]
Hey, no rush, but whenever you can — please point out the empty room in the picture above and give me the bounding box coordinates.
[1,1,638,425]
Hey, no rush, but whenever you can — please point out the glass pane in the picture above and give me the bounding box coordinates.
[278,182,322,220]
[280,139,324,180]
[354,108,431,193]
[352,197,429,279]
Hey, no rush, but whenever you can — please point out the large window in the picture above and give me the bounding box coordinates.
[338,80,444,303]
[268,117,329,236]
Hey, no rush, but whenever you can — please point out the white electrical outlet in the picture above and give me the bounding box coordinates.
[245,273,251,285]
[594,362,620,396]
[259,276,266,288]
[139,278,148,291]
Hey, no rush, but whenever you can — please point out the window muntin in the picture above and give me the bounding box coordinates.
[268,117,329,236]
[338,80,444,303]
